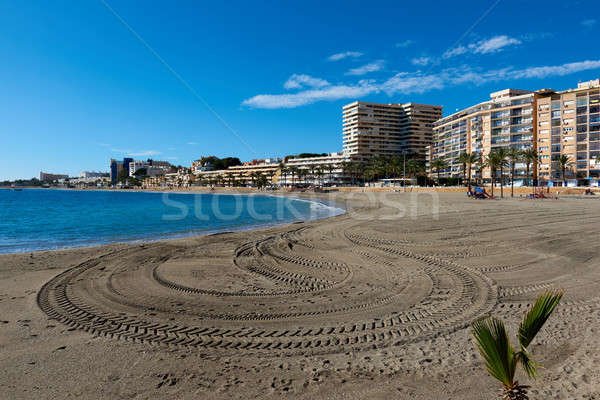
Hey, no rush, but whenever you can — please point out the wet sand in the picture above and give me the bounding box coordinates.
[1,192,599,399]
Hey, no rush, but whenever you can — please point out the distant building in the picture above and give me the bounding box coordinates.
[191,160,214,173]
[79,171,106,179]
[109,158,133,184]
[342,101,442,161]
[40,171,69,182]
[128,159,171,177]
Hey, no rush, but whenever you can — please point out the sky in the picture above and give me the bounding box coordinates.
[1,0,599,180]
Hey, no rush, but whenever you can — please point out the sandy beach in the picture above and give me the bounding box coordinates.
[1,191,599,399]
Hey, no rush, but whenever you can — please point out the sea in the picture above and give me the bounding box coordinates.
[0,189,344,254]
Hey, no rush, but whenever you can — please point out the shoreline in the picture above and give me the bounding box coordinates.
[0,190,347,256]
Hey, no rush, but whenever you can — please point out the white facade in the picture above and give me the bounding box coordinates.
[282,152,349,186]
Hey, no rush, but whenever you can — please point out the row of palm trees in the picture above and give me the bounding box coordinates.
[278,162,337,187]
[430,148,579,198]
[278,155,425,187]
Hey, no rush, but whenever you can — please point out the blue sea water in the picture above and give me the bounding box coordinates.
[0,189,344,254]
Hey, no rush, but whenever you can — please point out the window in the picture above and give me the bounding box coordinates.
[552,110,562,118]
[563,100,575,107]
[564,109,575,115]
[551,101,561,110]
[576,97,588,106]
[539,121,549,127]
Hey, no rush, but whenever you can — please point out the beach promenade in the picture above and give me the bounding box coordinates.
[1,192,599,399]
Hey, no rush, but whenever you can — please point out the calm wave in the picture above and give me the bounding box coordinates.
[0,189,344,253]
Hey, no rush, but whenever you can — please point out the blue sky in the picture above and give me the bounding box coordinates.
[1,0,599,180]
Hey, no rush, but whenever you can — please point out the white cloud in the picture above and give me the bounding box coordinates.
[283,74,330,89]
[382,72,445,95]
[443,35,521,58]
[471,35,521,54]
[242,59,600,109]
[327,51,363,61]
[187,142,199,145]
[395,40,414,48]
[509,60,600,79]
[346,60,385,76]
[242,81,378,109]
[411,57,432,66]
[581,19,597,29]
[443,45,468,59]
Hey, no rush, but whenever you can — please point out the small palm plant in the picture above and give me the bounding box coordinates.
[472,290,563,400]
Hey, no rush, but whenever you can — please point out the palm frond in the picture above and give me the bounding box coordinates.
[518,289,563,349]
[472,316,516,387]
[514,349,540,379]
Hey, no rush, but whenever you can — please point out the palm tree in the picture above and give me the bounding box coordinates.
[459,153,479,192]
[557,154,572,187]
[488,149,508,198]
[486,152,501,198]
[472,290,563,400]
[266,170,275,187]
[507,148,522,197]
[430,158,448,186]
[521,149,538,189]
[475,155,487,186]
[325,164,335,186]
[308,165,317,185]
[316,166,324,186]
[288,166,298,187]
[298,168,308,186]
[496,148,509,198]
[226,172,234,187]
[458,152,470,187]
[249,171,258,187]
[280,166,288,188]
[340,161,353,186]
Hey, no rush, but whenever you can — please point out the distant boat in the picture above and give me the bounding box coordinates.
[10,185,23,191]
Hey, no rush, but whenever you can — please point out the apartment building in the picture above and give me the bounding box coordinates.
[342,101,442,161]
[428,79,600,186]
[535,80,600,185]
[430,89,534,182]
[40,171,69,182]
[195,160,281,186]
[109,158,133,184]
[282,152,349,186]
[128,159,172,177]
